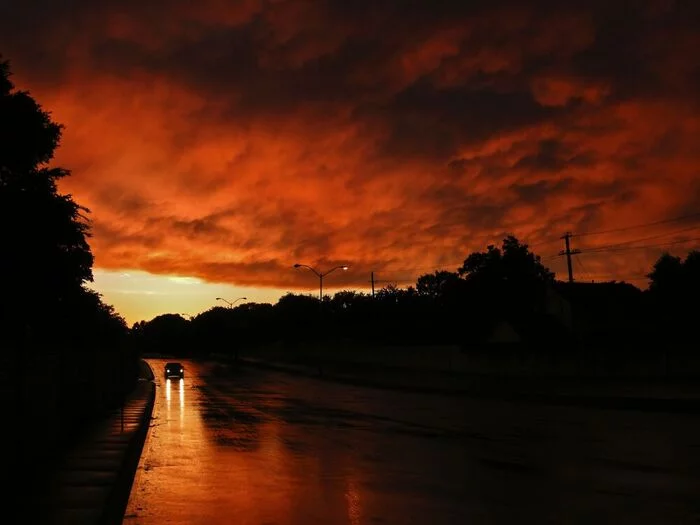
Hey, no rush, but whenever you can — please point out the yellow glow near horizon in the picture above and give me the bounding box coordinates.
[89,268,288,326]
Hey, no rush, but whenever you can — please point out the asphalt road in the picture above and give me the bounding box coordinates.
[124,358,700,524]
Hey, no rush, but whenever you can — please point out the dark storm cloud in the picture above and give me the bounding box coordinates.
[1,0,698,296]
[512,179,572,203]
[514,139,597,172]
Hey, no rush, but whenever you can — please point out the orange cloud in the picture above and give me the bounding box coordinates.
[1,0,698,317]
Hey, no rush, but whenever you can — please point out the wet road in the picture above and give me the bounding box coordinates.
[124,358,700,524]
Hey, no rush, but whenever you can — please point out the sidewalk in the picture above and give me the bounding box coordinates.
[37,360,156,525]
[236,356,700,412]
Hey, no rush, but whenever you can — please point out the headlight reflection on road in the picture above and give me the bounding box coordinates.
[164,376,184,427]
[166,377,172,427]
[345,474,363,525]
[179,378,185,426]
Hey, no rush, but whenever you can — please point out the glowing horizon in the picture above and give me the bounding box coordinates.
[90,268,373,325]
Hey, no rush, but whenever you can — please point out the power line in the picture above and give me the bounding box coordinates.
[573,212,700,238]
[581,225,700,252]
[363,223,699,283]
[542,236,699,285]
[545,231,699,258]
[575,254,588,272]
[574,254,589,281]
[526,237,561,248]
[582,237,700,254]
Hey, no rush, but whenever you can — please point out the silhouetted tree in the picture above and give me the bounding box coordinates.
[137,314,191,356]
[375,283,406,302]
[458,235,554,284]
[685,251,700,299]
[73,288,128,344]
[416,270,461,299]
[327,291,374,340]
[2,57,129,493]
[648,252,684,294]
[275,293,320,344]
[1,58,127,348]
[330,290,367,309]
[233,302,276,348]
[647,250,700,343]
[0,58,94,340]
[456,236,554,337]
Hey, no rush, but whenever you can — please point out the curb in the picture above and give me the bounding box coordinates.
[101,360,156,525]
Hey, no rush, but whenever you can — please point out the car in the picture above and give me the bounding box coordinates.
[164,362,185,379]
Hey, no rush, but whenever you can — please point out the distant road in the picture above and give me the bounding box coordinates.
[125,358,700,524]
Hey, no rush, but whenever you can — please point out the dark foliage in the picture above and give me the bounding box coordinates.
[1,57,126,345]
[1,57,130,474]
[646,250,700,343]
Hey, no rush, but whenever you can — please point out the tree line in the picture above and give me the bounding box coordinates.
[133,235,699,358]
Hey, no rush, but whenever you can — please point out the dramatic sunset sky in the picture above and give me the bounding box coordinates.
[2,0,698,324]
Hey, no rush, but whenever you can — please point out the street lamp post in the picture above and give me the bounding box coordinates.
[294,264,349,301]
[216,297,247,309]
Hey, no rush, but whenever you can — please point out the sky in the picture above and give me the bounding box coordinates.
[1,0,699,324]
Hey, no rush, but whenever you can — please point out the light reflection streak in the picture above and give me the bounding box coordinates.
[345,475,362,525]
[179,377,185,426]
[165,376,172,427]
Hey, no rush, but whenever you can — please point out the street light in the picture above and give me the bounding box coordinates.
[216,297,247,309]
[294,264,349,301]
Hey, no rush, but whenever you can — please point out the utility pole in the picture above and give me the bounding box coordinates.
[559,232,581,283]
[370,271,375,297]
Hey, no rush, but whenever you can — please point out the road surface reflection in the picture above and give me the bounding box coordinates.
[124,359,700,524]
[165,377,185,428]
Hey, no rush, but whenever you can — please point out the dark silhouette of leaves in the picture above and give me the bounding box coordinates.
[0,57,123,345]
